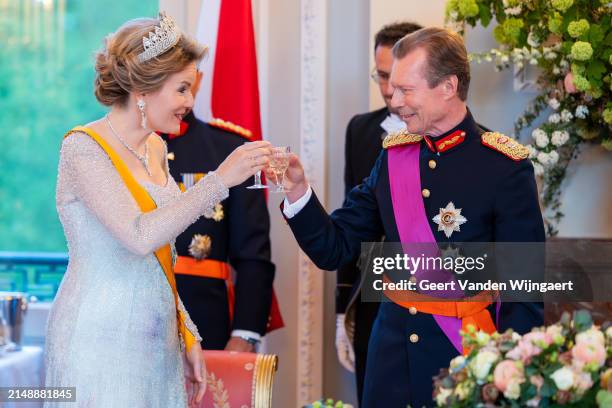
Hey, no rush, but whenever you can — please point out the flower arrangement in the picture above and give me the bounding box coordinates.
[433,310,612,407]
[306,399,353,408]
[445,0,612,235]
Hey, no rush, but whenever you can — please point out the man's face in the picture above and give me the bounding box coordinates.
[389,48,449,135]
[373,45,395,112]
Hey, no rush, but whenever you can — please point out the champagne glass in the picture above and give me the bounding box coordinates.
[269,146,291,193]
[245,141,268,189]
[246,170,268,189]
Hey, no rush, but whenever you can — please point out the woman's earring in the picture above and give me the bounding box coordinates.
[137,99,147,129]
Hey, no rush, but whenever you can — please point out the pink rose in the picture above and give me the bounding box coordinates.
[506,332,550,362]
[572,341,606,370]
[494,360,525,393]
[564,72,577,93]
[574,370,594,394]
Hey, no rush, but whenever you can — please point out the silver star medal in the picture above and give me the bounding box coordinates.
[432,202,467,238]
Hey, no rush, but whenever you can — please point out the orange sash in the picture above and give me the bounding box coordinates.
[64,126,198,352]
[382,275,497,355]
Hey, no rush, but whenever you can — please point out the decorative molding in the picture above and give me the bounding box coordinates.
[298,0,327,405]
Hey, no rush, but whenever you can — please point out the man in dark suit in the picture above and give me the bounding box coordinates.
[336,22,422,405]
[161,72,277,352]
[274,28,544,407]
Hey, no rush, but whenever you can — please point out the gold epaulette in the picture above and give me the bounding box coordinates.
[481,131,529,161]
[209,118,253,140]
[382,130,423,149]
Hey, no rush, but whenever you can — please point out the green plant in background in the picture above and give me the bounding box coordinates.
[445,0,612,236]
[0,0,157,252]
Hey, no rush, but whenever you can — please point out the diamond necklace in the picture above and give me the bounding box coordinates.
[105,114,151,176]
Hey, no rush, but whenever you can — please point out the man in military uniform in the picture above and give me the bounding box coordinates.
[275,28,544,407]
[336,22,422,405]
[161,72,277,352]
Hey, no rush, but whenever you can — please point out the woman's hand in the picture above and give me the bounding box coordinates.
[215,141,272,188]
[184,343,207,407]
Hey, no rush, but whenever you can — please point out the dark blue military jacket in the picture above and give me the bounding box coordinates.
[162,112,275,349]
[284,109,545,407]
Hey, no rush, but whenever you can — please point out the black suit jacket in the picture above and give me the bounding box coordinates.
[162,112,275,345]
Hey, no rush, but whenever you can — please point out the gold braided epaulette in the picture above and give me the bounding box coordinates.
[209,118,253,140]
[481,131,529,161]
[382,130,423,149]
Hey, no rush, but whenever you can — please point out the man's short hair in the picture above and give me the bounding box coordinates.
[392,27,470,101]
[374,21,423,51]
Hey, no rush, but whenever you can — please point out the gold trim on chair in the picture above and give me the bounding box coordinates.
[253,354,279,408]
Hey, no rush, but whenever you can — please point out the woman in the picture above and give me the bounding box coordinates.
[45,13,271,407]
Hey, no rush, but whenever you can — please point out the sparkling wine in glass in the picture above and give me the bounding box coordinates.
[269,146,291,193]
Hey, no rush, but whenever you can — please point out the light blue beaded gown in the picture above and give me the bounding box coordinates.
[44,132,228,407]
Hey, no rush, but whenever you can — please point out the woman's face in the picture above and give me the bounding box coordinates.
[144,61,197,134]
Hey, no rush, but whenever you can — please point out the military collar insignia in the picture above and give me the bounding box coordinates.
[209,118,253,139]
[382,129,423,149]
[432,202,467,239]
[424,130,466,154]
[481,132,529,161]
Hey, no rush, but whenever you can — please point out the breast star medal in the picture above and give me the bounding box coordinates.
[432,202,467,239]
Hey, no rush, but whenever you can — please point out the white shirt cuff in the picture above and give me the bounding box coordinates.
[282,186,313,218]
[231,329,262,342]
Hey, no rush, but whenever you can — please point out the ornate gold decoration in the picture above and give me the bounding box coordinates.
[210,118,253,139]
[481,131,529,161]
[253,354,278,408]
[188,234,212,260]
[207,203,224,222]
[206,372,230,408]
[382,129,423,149]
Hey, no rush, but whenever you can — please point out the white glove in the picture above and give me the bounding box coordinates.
[335,313,355,373]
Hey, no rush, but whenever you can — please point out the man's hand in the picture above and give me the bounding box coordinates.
[335,313,355,372]
[265,153,309,203]
[224,336,256,353]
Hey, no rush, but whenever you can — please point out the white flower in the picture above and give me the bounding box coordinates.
[551,130,570,146]
[435,388,452,406]
[504,381,522,400]
[505,5,522,15]
[530,49,541,58]
[548,150,559,165]
[527,31,540,46]
[551,366,575,391]
[449,10,459,20]
[532,129,550,148]
[450,355,466,371]
[501,55,510,63]
[559,59,569,68]
[526,144,538,159]
[575,105,589,119]
[548,113,561,124]
[561,109,573,122]
[545,51,558,60]
[548,98,561,110]
[553,66,561,75]
[537,151,552,166]
[576,328,605,346]
[529,58,538,65]
[533,162,544,176]
[485,54,493,62]
[516,61,524,70]
[469,349,499,380]
[476,331,491,346]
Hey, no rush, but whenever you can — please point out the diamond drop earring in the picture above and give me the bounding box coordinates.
[137,98,147,129]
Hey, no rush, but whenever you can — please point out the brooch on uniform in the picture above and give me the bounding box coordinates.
[432,202,467,238]
[189,234,212,260]
[204,203,224,222]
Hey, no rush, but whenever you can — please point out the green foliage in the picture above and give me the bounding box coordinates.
[0,0,157,252]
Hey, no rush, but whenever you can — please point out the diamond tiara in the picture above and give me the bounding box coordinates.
[137,12,181,63]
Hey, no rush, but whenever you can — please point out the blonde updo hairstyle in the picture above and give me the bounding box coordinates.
[94,16,208,107]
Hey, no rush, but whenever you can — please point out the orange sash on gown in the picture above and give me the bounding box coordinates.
[64,126,198,352]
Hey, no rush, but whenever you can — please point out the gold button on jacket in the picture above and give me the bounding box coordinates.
[428,160,436,169]
[409,334,419,343]
[422,188,430,198]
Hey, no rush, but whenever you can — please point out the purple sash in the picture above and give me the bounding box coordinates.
[387,144,463,354]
